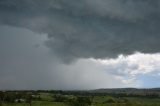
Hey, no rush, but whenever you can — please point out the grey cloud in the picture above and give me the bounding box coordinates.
[0,0,160,62]
[0,25,56,90]
[0,26,133,90]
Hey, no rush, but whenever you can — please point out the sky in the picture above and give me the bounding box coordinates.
[0,0,160,90]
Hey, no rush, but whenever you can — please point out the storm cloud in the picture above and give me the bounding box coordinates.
[1,0,160,90]
[0,25,138,90]
[0,0,160,61]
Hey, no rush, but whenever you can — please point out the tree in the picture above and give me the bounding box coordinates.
[68,96,91,106]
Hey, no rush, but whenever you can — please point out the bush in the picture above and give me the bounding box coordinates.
[68,96,91,106]
[104,97,116,103]
[53,95,68,102]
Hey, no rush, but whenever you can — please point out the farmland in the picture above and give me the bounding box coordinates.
[1,88,160,106]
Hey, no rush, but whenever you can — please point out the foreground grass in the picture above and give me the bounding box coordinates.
[2,103,160,106]
[1,93,160,106]
[2,99,160,106]
[2,101,66,106]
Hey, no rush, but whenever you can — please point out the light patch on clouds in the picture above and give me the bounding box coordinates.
[95,52,160,76]
[88,52,160,88]
[85,0,151,21]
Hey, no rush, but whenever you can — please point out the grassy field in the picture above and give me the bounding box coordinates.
[1,91,160,106]
[92,96,160,106]
[2,99,160,106]
[1,101,66,106]
[2,97,160,106]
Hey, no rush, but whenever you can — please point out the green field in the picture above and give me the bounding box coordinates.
[1,101,66,106]
[2,98,160,106]
[1,95,160,106]
[1,90,160,106]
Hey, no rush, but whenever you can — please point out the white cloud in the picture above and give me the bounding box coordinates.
[87,52,160,87]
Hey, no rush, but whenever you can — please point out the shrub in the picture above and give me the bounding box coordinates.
[105,97,116,103]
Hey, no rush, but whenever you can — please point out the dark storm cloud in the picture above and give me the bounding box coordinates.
[0,26,130,90]
[0,0,160,61]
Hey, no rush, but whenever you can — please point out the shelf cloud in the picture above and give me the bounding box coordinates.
[0,0,160,62]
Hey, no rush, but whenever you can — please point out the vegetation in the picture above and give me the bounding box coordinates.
[0,89,160,106]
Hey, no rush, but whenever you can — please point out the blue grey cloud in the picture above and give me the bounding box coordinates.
[0,0,160,62]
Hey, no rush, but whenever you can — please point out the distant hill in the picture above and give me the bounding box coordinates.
[88,88,160,94]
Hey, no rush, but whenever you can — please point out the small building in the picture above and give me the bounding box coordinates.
[14,99,26,103]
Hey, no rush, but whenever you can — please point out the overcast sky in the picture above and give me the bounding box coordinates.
[0,0,160,90]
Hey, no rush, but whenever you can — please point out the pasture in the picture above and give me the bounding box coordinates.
[1,90,160,106]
